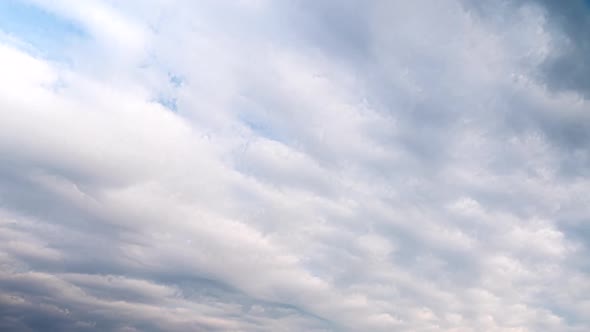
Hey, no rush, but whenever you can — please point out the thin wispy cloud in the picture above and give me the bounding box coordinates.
[0,1,589,331]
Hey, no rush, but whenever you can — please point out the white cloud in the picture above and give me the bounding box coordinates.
[0,0,589,331]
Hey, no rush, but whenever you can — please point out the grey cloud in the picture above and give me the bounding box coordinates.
[527,0,590,97]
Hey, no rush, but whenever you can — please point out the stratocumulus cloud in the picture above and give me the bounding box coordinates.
[0,0,589,331]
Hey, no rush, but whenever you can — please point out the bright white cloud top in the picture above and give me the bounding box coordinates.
[1,1,590,331]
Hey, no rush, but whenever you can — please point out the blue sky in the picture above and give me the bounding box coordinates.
[0,1,589,331]
[0,0,84,59]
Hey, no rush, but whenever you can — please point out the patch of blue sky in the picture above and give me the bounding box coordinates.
[152,73,186,112]
[168,72,184,88]
[0,0,86,60]
[156,96,178,112]
[238,113,287,143]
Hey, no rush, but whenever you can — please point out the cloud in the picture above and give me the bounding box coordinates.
[0,0,589,331]
[524,0,590,97]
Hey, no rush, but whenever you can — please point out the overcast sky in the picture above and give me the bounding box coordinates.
[0,0,589,331]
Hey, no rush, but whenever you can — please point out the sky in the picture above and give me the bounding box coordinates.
[0,0,589,331]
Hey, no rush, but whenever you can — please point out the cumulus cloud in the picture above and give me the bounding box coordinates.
[0,0,589,331]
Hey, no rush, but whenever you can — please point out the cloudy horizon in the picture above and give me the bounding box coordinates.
[1,0,589,331]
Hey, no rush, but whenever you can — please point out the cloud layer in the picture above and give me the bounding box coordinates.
[1,0,589,331]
